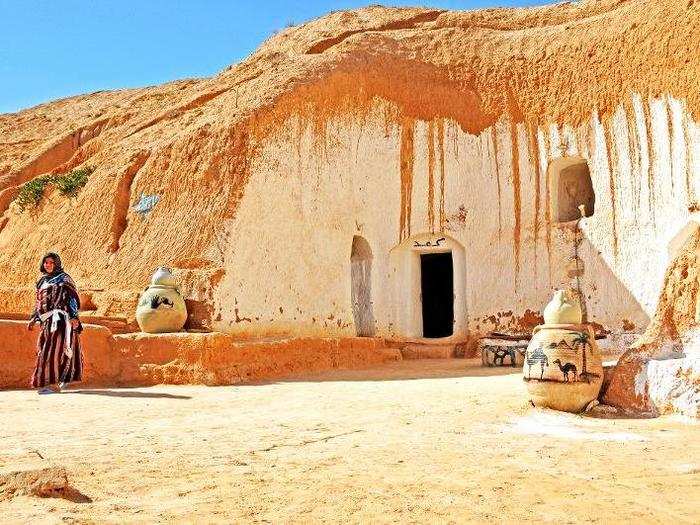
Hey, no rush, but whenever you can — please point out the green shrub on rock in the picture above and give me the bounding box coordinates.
[15,166,94,210]
[53,166,94,198]
[16,175,55,211]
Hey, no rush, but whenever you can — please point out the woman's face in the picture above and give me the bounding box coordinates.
[43,257,55,273]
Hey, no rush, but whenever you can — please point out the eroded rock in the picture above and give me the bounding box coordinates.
[0,467,91,502]
[603,352,700,418]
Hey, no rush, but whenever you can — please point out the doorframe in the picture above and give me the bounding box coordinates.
[389,233,468,342]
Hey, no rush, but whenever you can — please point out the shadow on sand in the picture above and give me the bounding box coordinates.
[236,359,523,387]
[54,485,94,503]
[63,389,191,399]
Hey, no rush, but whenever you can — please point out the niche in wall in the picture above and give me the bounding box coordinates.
[548,157,595,222]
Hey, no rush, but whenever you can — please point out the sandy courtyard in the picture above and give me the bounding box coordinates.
[1,359,699,523]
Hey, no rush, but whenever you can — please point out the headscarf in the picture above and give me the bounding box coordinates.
[37,252,70,290]
[39,252,63,275]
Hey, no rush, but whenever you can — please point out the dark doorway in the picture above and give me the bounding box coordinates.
[420,252,454,338]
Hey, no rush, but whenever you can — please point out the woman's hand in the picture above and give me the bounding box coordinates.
[70,318,80,329]
[27,319,37,331]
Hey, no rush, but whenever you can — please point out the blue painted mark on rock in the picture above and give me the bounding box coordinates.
[133,193,160,216]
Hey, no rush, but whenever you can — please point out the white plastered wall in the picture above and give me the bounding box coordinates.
[213,94,699,340]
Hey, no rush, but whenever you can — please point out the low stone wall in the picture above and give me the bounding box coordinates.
[1,312,137,334]
[0,320,119,389]
[0,320,401,389]
[114,333,401,386]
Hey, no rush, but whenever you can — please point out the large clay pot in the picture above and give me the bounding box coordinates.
[136,267,187,333]
[523,323,603,412]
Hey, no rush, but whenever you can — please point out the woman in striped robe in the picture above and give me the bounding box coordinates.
[27,253,83,394]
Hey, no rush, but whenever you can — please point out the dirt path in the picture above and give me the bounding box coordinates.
[2,359,699,523]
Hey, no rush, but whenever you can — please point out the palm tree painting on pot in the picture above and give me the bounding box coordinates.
[571,330,599,383]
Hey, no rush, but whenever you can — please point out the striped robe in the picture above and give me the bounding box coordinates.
[30,272,83,388]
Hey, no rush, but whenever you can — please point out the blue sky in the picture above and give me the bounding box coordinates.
[0,1,553,114]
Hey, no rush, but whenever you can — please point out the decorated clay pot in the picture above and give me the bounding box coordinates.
[523,323,603,412]
[136,267,187,333]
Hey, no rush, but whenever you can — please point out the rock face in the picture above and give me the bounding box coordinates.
[604,229,700,416]
[603,353,700,417]
[646,355,700,417]
[0,0,699,344]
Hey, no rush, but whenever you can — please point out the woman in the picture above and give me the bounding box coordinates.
[27,252,83,394]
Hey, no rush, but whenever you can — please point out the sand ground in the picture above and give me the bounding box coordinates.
[1,359,699,524]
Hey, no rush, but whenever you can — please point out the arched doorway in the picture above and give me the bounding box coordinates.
[351,235,375,336]
[389,233,467,341]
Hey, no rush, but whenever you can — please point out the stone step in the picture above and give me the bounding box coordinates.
[400,344,456,359]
